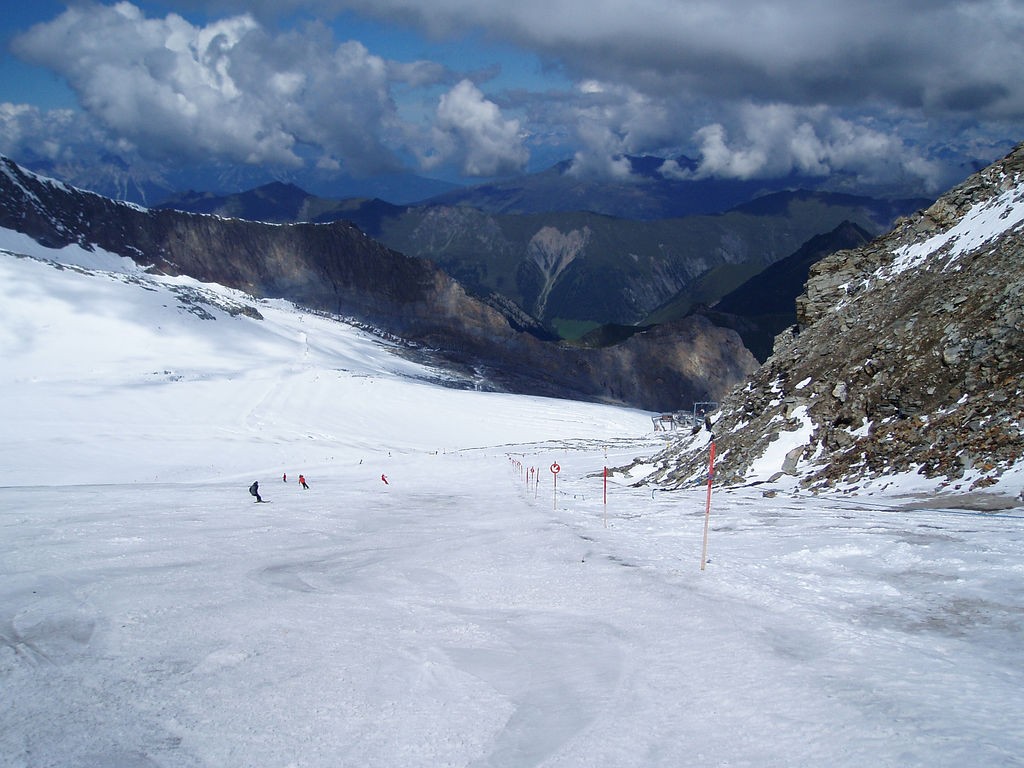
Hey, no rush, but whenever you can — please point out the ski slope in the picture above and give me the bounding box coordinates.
[2,234,1022,767]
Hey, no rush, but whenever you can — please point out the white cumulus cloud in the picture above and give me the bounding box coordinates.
[564,80,674,179]
[427,79,528,176]
[674,103,945,191]
[13,3,304,165]
[9,2,451,176]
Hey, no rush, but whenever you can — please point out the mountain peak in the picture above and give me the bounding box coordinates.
[253,180,309,196]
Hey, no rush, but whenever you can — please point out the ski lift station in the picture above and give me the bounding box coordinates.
[651,401,718,432]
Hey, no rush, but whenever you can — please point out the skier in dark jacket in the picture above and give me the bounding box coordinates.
[249,481,263,502]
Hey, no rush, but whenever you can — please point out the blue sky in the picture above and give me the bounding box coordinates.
[1,1,1022,197]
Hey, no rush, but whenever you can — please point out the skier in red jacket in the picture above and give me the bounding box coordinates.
[298,474,309,489]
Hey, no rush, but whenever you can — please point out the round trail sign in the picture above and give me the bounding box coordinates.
[550,462,561,475]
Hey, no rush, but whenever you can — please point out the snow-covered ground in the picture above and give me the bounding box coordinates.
[2,235,1023,767]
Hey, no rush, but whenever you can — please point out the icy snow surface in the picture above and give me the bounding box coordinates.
[2,235,1023,767]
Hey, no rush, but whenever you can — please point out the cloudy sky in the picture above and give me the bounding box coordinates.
[1,0,1022,194]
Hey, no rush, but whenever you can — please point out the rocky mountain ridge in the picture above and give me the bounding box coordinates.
[0,155,756,412]
[635,142,1024,497]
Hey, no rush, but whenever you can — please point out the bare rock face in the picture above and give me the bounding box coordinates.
[0,155,755,412]
[640,141,1024,493]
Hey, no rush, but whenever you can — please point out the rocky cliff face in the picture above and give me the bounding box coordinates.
[636,142,1024,496]
[1,155,756,412]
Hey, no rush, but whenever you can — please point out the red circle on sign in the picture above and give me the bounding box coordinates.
[550,462,561,474]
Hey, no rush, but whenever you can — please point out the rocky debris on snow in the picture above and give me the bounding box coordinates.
[634,141,1024,496]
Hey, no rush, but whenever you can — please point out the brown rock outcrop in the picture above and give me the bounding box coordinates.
[638,142,1024,493]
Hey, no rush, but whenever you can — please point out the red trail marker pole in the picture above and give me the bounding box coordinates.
[700,439,716,571]
[550,462,560,510]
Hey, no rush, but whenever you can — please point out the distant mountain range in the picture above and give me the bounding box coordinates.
[419,155,826,219]
[16,149,936,215]
[9,149,459,207]
[157,180,930,340]
[153,153,936,220]
[16,150,933,351]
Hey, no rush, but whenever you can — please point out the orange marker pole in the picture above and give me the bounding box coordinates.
[700,440,716,571]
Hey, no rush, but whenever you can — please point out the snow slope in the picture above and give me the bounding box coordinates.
[2,233,1023,767]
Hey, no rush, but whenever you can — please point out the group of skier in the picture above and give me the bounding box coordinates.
[249,473,308,502]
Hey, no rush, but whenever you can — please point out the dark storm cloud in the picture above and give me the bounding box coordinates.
[316,0,1024,117]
